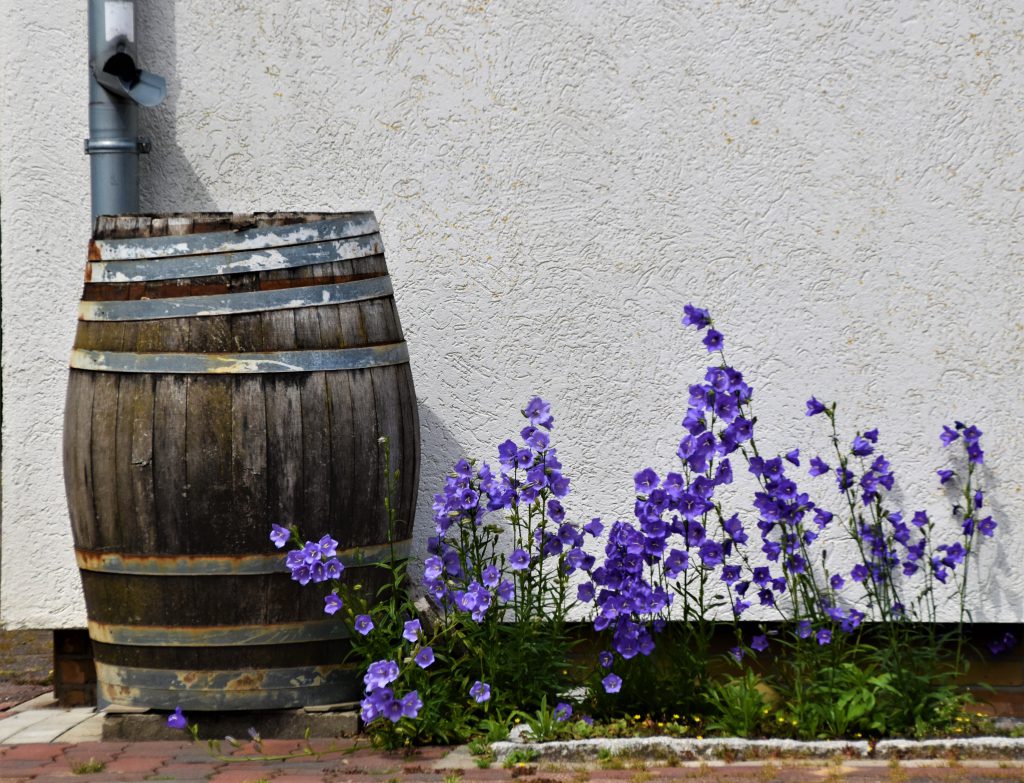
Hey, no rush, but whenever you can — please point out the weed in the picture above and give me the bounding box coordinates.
[597,747,624,770]
[888,757,907,783]
[70,758,105,775]
[824,755,847,783]
[503,748,540,768]
[468,738,496,768]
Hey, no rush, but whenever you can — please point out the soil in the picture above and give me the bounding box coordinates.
[0,629,52,710]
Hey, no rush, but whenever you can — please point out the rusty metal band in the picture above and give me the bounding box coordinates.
[76,539,411,575]
[69,342,410,374]
[88,233,384,283]
[79,275,393,321]
[96,662,361,710]
[88,619,351,647]
[92,214,379,260]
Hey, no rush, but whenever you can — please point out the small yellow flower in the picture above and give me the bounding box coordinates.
[693,716,701,723]
[633,714,641,721]
[672,714,680,720]
[696,735,703,740]
[657,722,664,727]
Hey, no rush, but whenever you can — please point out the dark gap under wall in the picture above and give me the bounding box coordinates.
[49,623,1024,717]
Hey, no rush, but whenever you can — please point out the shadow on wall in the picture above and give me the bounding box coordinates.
[136,1,217,212]
[410,403,467,564]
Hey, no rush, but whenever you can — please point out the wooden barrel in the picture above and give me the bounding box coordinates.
[62,213,420,711]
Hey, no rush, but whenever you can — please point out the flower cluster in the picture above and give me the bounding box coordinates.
[587,308,768,685]
[360,659,422,724]
[425,397,590,622]
[272,526,347,598]
[588,305,999,691]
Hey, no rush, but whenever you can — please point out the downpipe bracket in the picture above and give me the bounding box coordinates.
[84,137,152,155]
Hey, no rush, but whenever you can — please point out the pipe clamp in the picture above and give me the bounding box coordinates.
[84,136,152,154]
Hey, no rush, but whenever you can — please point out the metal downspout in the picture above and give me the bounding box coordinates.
[85,0,166,222]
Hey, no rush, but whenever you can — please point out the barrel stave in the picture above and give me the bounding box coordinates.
[115,374,158,553]
[151,374,189,553]
[231,376,269,552]
[185,375,236,554]
[65,373,97,547]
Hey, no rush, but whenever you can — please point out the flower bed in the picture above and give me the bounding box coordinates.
[176,306,1006,749]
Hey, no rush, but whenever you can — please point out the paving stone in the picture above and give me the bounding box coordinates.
[104,712,357,743]
[61,752,122,771]
[153,761,223,779]
[60,742,127,757]
[0,762,60,777]
[206,764,286,783]
[165,746,225,765]
[464,769,524,780]
[117,742,191,756]
[242,739,307,756]
[0,746,64,761]
[101,756,165,774]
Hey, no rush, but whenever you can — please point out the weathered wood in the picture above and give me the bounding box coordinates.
[127,374,157,552]
[63,372,96,547]
[344,370,383,547]
[80,572,336,626]
[264,375,303,528]
[231,377,269,553]
[299,372,331,531]
[151,376,188,554]
[92,213,377,260]
[184,377,234,552]
[87,234,384,284]
[89,373,121,549]
[65,212,419,711]
[398,364,421,531]
[115,375,155,551]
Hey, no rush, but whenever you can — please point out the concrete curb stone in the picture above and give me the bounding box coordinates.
[492,735,1024,763]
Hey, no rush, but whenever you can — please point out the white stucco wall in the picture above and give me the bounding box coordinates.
[2,1,1022,628]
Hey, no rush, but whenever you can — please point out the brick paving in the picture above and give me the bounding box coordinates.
[0,739,1023,782]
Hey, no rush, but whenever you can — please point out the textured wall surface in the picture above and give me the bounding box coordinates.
[2,1,1022,627]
